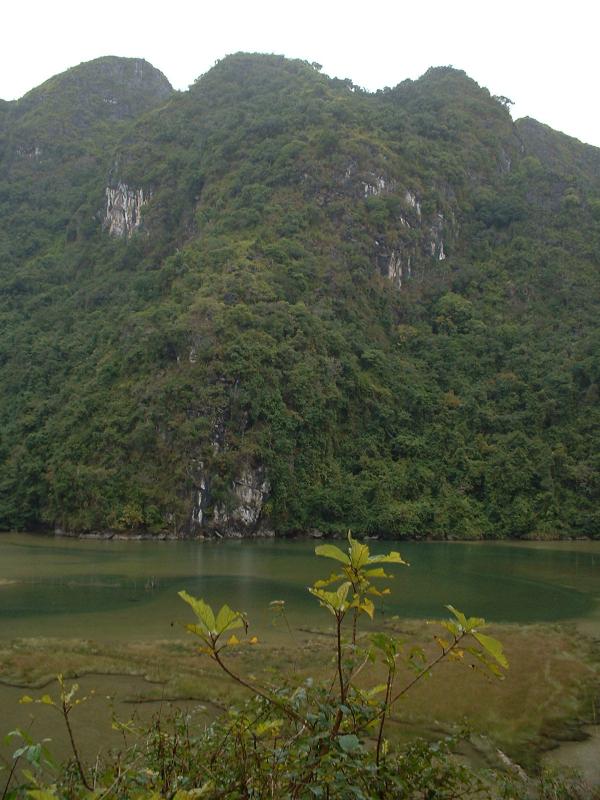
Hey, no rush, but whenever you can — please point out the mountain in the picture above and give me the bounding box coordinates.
[0,54,598,539]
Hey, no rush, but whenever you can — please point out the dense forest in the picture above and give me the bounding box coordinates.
[0,54,598,539]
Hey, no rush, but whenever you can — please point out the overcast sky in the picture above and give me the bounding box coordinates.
[3,0,599,147]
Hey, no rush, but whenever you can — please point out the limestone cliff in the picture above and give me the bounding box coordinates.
[105,183,148,237]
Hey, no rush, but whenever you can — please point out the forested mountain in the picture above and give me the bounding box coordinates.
[0,54,598,539]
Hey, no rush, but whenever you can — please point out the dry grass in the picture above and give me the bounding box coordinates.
[0,620,598,770]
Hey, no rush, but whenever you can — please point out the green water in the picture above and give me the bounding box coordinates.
[0,534,599,640]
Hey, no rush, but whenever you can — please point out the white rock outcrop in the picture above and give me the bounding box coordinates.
[105,182,148,237]
[188,463,270,536]
[213,467,270,531]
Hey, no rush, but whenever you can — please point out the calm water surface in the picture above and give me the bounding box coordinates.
[1,534,599,640]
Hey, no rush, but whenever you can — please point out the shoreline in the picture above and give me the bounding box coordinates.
[1,527,597,543]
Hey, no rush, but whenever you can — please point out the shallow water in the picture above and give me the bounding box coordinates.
[0,534,598,641]
[1,534,599,788]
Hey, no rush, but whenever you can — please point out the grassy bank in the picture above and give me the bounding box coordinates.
[1,619,597,774]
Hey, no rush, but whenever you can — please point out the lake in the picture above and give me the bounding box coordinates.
[1,533,599,785]
[1,533,599,641]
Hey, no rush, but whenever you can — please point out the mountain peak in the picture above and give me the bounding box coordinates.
[14,56,174,126]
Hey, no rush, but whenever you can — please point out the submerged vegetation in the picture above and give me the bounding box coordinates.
[2,537,597,798]
[0,54,599,539]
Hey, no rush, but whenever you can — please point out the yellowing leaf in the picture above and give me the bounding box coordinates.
[368,551,407,565]
[446,605,468,630]
[449,649,464,661]
[178,591,216,632]
[248,636,259,645]
[314,571,344,588]
[472,632,509,669]
[364,568,391,578]
[227,634,240,646]
[309,582,351,615]
[215,604,244,635]
[185,623,211,643]
[349,535,370,569]
[359,597,375,619]
[441,619,461,638]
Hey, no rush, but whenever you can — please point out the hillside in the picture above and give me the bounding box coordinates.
[0,54,598,539]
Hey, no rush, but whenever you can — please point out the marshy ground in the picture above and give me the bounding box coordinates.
[1,618,598,782]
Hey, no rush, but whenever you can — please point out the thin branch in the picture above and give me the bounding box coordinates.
[385,632,466,715]
[62,700,92,791]
[213,650,306,726]
[375,666,393,767]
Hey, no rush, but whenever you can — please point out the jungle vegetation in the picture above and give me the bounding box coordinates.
[0,54,599,538]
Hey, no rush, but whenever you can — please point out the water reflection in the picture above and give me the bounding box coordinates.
[0,534,597,641]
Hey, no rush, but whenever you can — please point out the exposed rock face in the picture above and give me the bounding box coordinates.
[429,213,447,261]
[189,464,270,537]
[384,250,411,290]
[404,190,422,216]
[371,188,452,289]
[15,144,42,160]
[105,183,148,237]
[214,467,270,533]
[363,174,392,197]
[191,470,209,528]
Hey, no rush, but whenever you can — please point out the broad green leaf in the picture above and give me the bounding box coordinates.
[336,581,351,605]
[465,616,486,631]
[215,604,244,635]
[446,604,468,630]
[314,544,350,565]
[309,582,351,614]
[179,591,215,632]
[349,536,370,569]
[472,632,508,668]
[368,551,407,565]
[185,623,211,643]
[308,588,337,615]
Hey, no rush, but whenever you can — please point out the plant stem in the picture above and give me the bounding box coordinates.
[213,650,306,725]
[352,607,358,646]
[1,756,19,800]
[336,615,346,705]
[330,613,347,737]
[62,702,92,791]
[385,632,466,715]
[376,666,393,767]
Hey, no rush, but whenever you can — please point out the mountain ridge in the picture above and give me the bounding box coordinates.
[0,53,598,540]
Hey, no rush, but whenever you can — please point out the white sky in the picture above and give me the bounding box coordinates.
[2,0,599,147]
